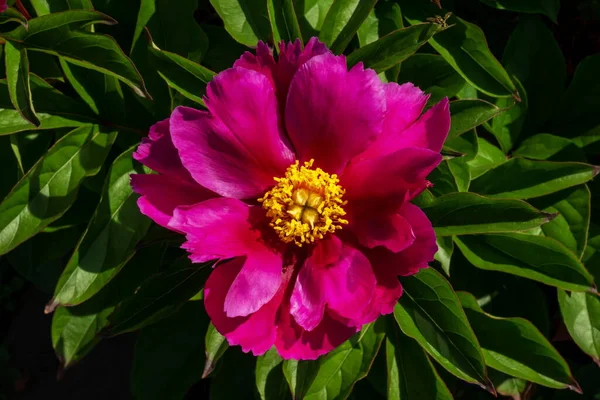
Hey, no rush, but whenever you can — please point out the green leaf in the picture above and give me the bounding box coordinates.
[293,0,334,38]
[51,304,112,368]
[107,258,213,335]
[479,0,560,23]
[435,236,454,276]
[386,319,453,400]
[470,158,600,199]
[357,1,404,82]
[357,2,403,47]
[268,0,303,45]
[398,54,466,105]
[4,43,40,126]
[347,23,442,73]
[393,268,491,390]
[530,186,591,259]
[256,348,288,400]
[429,158,470,195]
[489,370,527,399]
[447,100,503,140]
[51,244,166,367]
[0,8,29,29]
[210,0,271,47]
[31,0,93,15]
[454,233,595,292]
[489,78,527,153]
[283,320,385,400]
[444,130,479,163]
[467,137,507,180]
[458,292,578,390]
[1,11,150,98]
[558,290,600,365]
[400,0,517,97]
[327,0,377,54]
[423,192,554,236]
[50,147,151,309]
[148,41,216,106]
[0,125,115,256]
[550,54,600,139]
[202,323,229,378]
[319,0,360,47]
[142,0,208,62]
[60,59,125,123]
[0,75,97,135]
[132,301,209,400]
[501,17,565,133]
[513,133,580,161]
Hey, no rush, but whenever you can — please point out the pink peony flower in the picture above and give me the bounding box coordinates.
[0,0,7,13]
[131,38,450,360]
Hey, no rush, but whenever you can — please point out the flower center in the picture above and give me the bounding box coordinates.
[259,160,348,246]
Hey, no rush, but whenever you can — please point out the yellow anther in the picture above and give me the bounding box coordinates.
[258,160,348,246]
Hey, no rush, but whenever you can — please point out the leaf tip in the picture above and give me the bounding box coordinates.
[593,165,600,177]
[479,379,497,397]
[202,358,216,379]
[44,299,59,314]
[568,379,583,394]
[543,212,559,223]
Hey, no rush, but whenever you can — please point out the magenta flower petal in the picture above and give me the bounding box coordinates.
[342,147,442,204]
[169,68,294,199]
[289,235,342,331]
[0,0,6,13]
[169,198,276,262]
[285,54,385,173]
[318,242,377,325]
[383,82,430,136]
[347,211,416,253]
[131,119,214,228]
[204,258,283,356]
[235,38,330,111]
[131,174,213,229]
[223,252,283,318]
[171,198,282,317]
[234,41,277,88]
[360,97,450,161]
[290,236,377,330]
[276,299,358,360]
[395,202,438,269]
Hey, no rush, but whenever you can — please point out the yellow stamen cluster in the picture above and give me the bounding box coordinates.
[259,160,348,246]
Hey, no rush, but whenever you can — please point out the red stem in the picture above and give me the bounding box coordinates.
[15,0,32,20]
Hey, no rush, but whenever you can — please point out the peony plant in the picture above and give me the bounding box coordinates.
[0,0,599,399]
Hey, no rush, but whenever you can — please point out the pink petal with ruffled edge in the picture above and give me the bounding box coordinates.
[169,198,282,317]
[290,236,376,330]
[235,38,330,111]
[285,54,385,174]
[362,202,438,318]
[131,119,214,229]
[276,299,358,360]
[169,67,294,199]
[342,147,442,205]
[204,258,285,356]
[358,97,450,162]
[131,174,213,229]
[234,41,277,88]
[347,211,415,253]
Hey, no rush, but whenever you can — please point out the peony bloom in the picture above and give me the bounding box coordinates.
[0,0,7,13]
[131,38,450,360]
